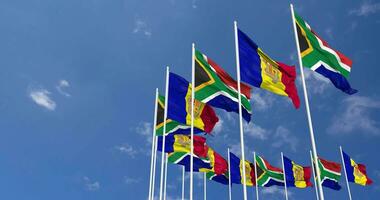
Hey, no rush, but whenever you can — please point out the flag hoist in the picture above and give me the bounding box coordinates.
[233,21,248,200]
[290,4,325,200]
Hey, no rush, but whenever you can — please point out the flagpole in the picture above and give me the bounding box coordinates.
[281,152,289,200]
[204,173,207,200]
[163,153,168,200]
[159,67,170,200]
[289,4,325,200]
[253,152,259,200]
[148,88,159,200]
[233,20,248,200]
[190,43,195,200]
[182,166,185,200]
[151,136,159,200]
[310,150,320,200]
[228,148,232,200]
[339,146,353,200]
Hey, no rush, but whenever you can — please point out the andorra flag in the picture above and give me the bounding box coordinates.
[157,134,209,158]
[237,29,300,109]
[229,152,255,186]
[167,72,219,133]
[283,155,312,188]
[342,150,373,186]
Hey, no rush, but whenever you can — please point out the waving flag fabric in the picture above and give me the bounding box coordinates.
[167,72,219,133]
[157,134,208,158]
[194,50,252,122]
[255,155,284,187]
[238,29,300,108]
[283,155,312,188]
[294,12,357,95]
[168,151,212,172]
[342,150,373,186]
[205,171,229,185]
[156,94,202,136]
[202,148,229,185]
[318,157,342,190]
[229,152,255,186]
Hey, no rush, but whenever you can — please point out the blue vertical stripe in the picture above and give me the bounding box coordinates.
[238,29,263,88]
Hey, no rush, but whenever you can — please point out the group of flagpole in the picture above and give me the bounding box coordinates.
[148,89,159,200]
[149,5,335,200]
[158,67,170,200]
[290,4,325,200]
[233,20,248,200]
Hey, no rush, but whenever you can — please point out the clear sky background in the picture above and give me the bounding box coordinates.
[0,0,379,199]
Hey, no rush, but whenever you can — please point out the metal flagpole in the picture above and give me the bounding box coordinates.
[159,67,170,200]
[163,154,168,200]
[190,43,195,200]
[148,89,159,200]
[310,150,320,200]
[204,173,207,200]
[281,152,289,200]
[339,146,353,200]
[253,152,259,200]
[182,166,185,200]
[233,20,248,200]
[228,148,232,200]
[151,136,159,200]
[289,4,325,200]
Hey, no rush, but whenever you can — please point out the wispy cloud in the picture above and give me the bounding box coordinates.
[324,27,333,39]
[191,0,198,9]
[261,186,292,197]
[114,143,138,158]
[213,119,224,135]
[136,122,153,144]
[244,123,269,140]
[133,19,152,37]
[124,177,141,184]
[29,88,56,111]
[301,69,330,94]
[272,126,298,152]
[251,92,275,111]
[56,79,71,97]
[328,96,380,135]
[83,176,100,191]
[349,1,380,16]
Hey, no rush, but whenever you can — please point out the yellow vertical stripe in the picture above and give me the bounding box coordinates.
[185,85,206,130]
[350,159,368,186]
[257,48,288,96]
[239,160,253,186]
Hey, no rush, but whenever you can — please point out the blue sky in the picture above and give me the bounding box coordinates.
[0,0,379,199]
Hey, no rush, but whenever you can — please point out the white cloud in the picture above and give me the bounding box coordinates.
[350,1,380,16]
[244,123,269,140]
[272,126,298,152]
[301,69,330,94]
[29,88,56,111]
[213,119,223,135]
[261,186,292,197]
[83,176,100,191]
[328,96,380,135]
[251,93,272,111]
[191,0,198,8]
[136,122,153,144]
[115,143,138,158]
[325,27,333,39]
[56,79,71,97]
[124,177,141,184]
[133,19,152,37]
